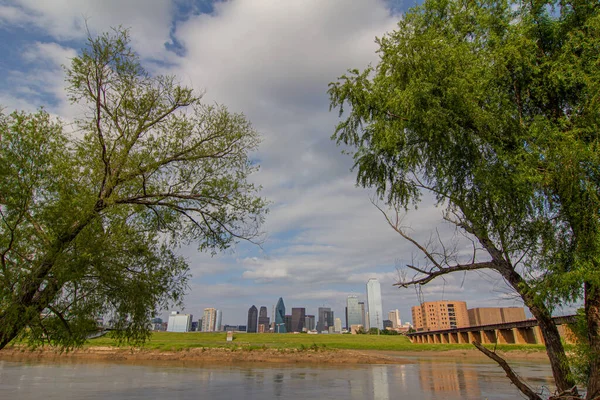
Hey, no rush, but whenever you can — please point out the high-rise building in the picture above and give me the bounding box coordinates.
[347,296,362,329]
[334,317,342,333]
[388,309,401,328]
[291,308,306,332]
[202,308,217,332]
[258,306,270,330]
[247,305,258,333]
[366,278,384,330]
[197,319,203,332]
[284,315,292,333]
[275,297,287,333]
[215,310,222,332]
[359,302,366,327]
[167,311,192,332]
[317,307,334,332]
[467,307,526,327]
[411,301,469,331]
[305,315,315,331]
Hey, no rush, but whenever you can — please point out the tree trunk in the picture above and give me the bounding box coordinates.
[502,268,577,394]
[586,281,600,400]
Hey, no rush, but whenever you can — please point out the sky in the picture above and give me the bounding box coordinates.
[0,0,556,326]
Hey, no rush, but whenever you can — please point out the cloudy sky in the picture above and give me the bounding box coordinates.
[0,0,538,326]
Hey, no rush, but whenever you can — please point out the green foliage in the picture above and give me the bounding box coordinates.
[0,29,267,350]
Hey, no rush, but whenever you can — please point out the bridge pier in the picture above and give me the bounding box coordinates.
[496,328,516,344]
[458,332,469,344]
[468,331,482,343]
[482,330,497,344]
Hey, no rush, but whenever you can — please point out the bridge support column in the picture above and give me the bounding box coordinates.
[497,329,515,344]
[449,332,458,344]
[469,331,481,343]
[482,330,497,344]
[441,333,449,343]
[458,332,469,344]
[533,326,545,345]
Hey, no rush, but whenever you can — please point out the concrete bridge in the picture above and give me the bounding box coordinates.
[406,315,576,345]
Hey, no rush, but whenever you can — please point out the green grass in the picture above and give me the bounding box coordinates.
[86,332,547,353]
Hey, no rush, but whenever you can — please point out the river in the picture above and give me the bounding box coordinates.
[0,356,555,399]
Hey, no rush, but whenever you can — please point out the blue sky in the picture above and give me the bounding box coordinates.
[0,0,549,326]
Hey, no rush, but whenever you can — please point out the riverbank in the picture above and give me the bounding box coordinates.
[0,345,549,365]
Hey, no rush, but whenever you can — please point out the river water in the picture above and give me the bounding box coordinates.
[0,356,555,399]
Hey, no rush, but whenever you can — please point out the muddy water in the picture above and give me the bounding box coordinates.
[0,357,555,399]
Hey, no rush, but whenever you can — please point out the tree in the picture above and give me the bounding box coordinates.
[329,0,599,398]
[0,29,267,349]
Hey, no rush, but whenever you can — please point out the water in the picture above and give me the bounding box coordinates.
[0,357,554,399]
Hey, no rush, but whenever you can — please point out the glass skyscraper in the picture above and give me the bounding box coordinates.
[367,278,383,330]
[275,297,286,333]
[346,295,362,328]
[247,305,258,333]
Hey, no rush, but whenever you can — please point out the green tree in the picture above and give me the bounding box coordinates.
[329,0,599,398]
[0,29,267,349]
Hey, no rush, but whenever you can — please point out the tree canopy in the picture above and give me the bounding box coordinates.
[329,0,599,398]
[0,29,267,349]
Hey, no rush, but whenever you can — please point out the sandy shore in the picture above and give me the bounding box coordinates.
[0,346,549,365]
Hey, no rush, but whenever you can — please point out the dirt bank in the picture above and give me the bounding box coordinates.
[0,346,549,365]
[0,346,409,365]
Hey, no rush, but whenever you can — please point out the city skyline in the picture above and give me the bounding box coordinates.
[0,0,556,330]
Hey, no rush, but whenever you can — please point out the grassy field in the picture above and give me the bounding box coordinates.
[87,331,548,353]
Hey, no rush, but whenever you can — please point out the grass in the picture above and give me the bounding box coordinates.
[86,332,548,353]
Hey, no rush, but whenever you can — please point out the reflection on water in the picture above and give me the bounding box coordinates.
[0,357,554,400]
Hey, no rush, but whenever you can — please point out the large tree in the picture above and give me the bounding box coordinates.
[329,0,599,398]
[0,29,267,349]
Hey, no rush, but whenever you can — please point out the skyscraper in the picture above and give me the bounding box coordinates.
[291,307,306,332]
[258,306,270,330]
[388,309,401,328]
[202,308,217,332]
[346,295,362,329]
[275,297,286,333]
[215,309,222,331]
[367,278,383,330]
[317,307,331,332]
[247,305,258,333]
[305,315,315,331]
[359,302,366,327]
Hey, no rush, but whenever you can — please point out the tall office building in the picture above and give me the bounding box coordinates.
[411,300,469,331]
[215,309,222,332]
[346,296,362,329]
[305,315,315,331]
[247,305,258,333]
[275,297,287,333]
[334,317,342,333]
[284,315,292,333]
[359,302,366,327]
[167,311,192,332]
[258,306,270,330]
[291,308,306,332]
[388,309,401,328]
[202,308,217,332]
[366,278,384,330]
[317,307,333,332]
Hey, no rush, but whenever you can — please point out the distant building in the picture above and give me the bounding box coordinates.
[305,315,315,331]
[359,302,366,328]
[198,319,203,332]
[215,310,222,332]
[346,296,362,329]
[202,308,217,332]
[275,297,287,333]
[167,311,192,332]
[258,306,270,329]
[334,317,342,333]
[411,301,469,331]
[224,325,247,332]
[291,308,306,332]
[467,307,526,327]
[247,305,258,333]
[367,278,384,330]
[383,319,393,329]
[284,315,292,333]
[317,307,334,332]
[388,309,401,328]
